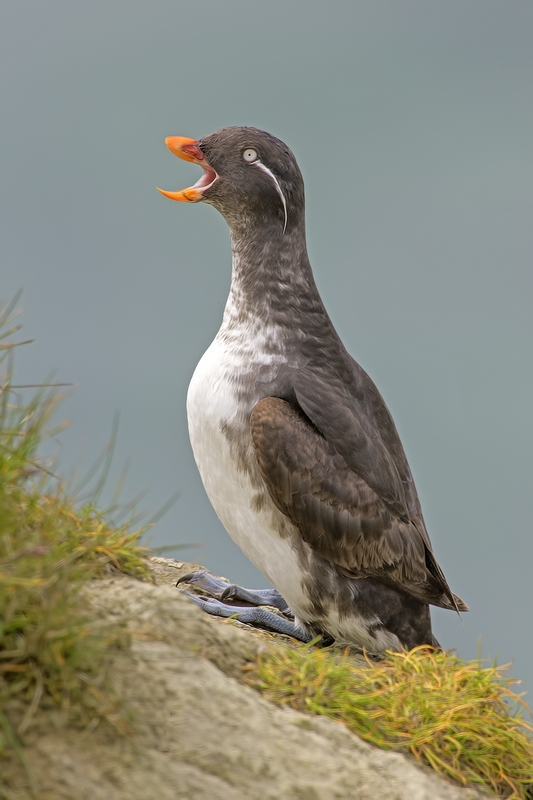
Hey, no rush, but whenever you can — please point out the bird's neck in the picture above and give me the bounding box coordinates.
[223,219,327,331]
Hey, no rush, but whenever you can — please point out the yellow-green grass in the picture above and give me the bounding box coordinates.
[3,298,533,798]
[247,643,533,798]
[0,299,152,761]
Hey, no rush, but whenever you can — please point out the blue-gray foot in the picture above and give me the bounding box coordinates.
[179,589,312,642]
[176,570,292,614]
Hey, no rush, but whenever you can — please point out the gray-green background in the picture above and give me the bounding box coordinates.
[2,2,532,686]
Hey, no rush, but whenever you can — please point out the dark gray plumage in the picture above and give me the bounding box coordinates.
[160,126,467,652]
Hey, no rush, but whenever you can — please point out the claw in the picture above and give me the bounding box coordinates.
[220,584,292,614]
[176,569,209,586]
[176,570,231,597]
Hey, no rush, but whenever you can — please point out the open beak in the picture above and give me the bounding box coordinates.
[157,136,218,202]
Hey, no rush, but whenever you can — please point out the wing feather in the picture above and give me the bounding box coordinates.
[251,396,467,611]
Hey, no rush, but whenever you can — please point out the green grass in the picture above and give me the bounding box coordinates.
[247,643,533,798]
[3,296,533,798]
[0,298,152,762]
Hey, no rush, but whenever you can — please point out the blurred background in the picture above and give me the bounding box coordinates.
[1,2,532,685]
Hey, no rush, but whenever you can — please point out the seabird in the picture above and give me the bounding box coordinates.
[158,127,467,653]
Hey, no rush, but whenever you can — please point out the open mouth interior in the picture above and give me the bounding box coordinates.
[192,165,218,193]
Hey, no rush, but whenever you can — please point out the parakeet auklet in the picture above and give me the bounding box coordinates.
[158,127,467,653]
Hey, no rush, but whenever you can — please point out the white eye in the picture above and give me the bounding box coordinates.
[242,148,258,163]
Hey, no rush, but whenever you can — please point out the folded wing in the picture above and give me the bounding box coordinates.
[250,396,467,611]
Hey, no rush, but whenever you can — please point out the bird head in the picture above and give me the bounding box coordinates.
[157,126,304,235]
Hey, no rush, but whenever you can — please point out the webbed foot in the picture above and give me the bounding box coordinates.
[179,589,312,642]
[176,570,292,615]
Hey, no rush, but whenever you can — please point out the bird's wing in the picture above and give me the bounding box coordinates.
[251,396,466,610]
[293,366,418,523]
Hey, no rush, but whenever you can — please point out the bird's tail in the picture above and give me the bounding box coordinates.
[451,593,469,612]
[424,545,469,613]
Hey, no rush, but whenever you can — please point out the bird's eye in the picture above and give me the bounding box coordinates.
[242,148,258,163]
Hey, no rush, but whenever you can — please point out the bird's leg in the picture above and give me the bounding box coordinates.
[179,590,313,641]
[176,570,292,614]
[176,570,311,642]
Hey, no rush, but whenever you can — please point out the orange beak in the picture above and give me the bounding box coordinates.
[157,136,217,202]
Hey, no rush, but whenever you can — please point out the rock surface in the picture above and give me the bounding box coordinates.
[1,559,488,800]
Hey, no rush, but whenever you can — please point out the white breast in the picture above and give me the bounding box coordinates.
[186,330,313,619]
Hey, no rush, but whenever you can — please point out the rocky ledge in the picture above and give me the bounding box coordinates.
[1,558,488,800]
